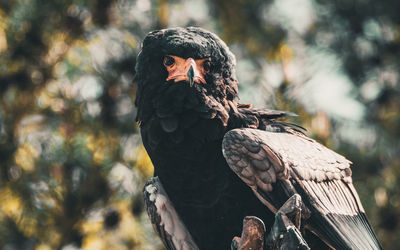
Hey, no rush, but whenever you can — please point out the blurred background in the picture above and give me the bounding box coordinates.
[0,0,399,249]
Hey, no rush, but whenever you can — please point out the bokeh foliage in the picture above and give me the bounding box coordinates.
[0,0,399,249]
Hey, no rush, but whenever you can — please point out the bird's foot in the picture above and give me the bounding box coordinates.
[265,194,310,249]
[276,193,302,229]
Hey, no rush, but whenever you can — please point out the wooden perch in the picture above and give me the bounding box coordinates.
[231,216,266,250]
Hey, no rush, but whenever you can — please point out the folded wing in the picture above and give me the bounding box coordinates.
[222,128,381,249]
[143,177,199,250]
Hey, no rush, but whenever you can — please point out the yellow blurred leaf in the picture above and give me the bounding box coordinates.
[86,132,119,165]
[280,44,294,63]
[0,187,23,219]
[81,220,103,235]
[135,145,153,178]
[125,32,137,49]
[35,244,52,250]
[157,0,169,27]
[93,150,105,165]
[67,48,82,66]
[14,143,39,172]
[82,234,106,250]
[113,201,145,246]
[19,216,38,237]
[0,26,7,52]
[44,32,70,65]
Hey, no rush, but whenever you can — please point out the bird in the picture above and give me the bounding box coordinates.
[135,27,381,250]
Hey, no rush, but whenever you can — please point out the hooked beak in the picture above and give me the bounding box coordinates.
[187,65,195,87]
[165,56,207,86]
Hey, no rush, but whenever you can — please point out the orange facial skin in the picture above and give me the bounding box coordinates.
[163,55,210,86]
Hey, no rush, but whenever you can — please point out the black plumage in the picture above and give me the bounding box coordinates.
[135,27,381,249]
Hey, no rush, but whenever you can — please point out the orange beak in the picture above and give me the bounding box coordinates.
[164,56,208,87]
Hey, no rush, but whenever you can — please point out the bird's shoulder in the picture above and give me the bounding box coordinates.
[228,102,301,132]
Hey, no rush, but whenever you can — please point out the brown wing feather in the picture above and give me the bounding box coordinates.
[222,129,291,213]
[222,128,381,250]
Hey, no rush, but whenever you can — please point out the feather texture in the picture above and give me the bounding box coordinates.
[143,177,199,250]
[222,128,381,249]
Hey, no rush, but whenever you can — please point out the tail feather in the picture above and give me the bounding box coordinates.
[307,211,381,249]
[297,179,381,249]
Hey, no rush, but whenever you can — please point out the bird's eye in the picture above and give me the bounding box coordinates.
[203,60,211,72]
[163,56,175,66]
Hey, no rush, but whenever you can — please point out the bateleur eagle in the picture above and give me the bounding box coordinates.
[135,27,381,250]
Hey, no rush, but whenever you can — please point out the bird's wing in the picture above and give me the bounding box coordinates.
[222,128,381,250]
[143,177,199,250]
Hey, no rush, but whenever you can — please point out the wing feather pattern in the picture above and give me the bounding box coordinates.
[143,177,199,250]
[222,128,381,250]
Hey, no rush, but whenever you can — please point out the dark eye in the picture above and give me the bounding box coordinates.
[203,60,211,72]
[163,56,175,66]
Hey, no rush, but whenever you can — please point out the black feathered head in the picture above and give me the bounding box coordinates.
[134,27,238,124]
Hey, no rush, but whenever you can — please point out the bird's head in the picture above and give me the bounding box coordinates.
[134,27,239,124]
